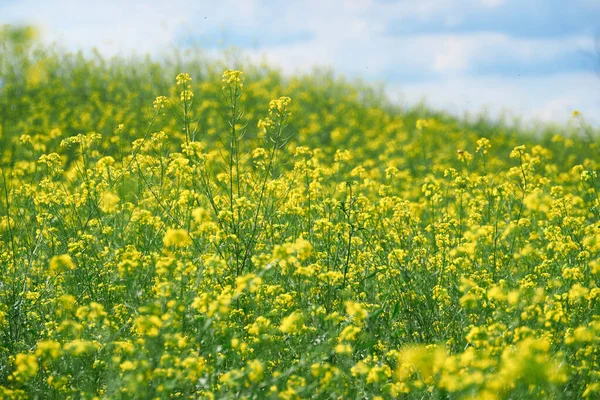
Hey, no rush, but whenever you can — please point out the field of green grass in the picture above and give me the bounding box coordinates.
[1,25,600,399]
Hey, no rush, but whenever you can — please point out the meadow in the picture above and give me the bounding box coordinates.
[1,26,600,399]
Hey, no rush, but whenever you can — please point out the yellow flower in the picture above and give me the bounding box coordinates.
[334,149,352,162]
[345,301,368,324]
[120,360,136,372]
[99,191,120,213]
[163,228,192,247]
[351,360,370,376]
[396,345,446,383]
[246,316,271,336]
[291,236,312,261]
[247,359,264,382]
[335,344,353,355]
[509,145,526,159]
[415,119,430,130]
[269,96,291,112]
[279,311,303,334]
[268,96,292,118]
[49,254,75,274]
[36,340,61,359]
[476,137,491,155]
[366,365,391,384]
[583,382,600,398]
[176,72,192,85]
[134,315,163,337]
[153,95,168,110]
[338,325,361,342]
[64,339,100,356]
[257,117,274,133]
[13,354,38,380]
[182,356,207,381]
[180,89,194,101]
[222,70,244,88]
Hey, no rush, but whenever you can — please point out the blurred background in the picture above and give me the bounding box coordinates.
[2,0,599,125]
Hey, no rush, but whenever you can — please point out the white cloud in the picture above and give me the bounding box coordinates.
[433,38,472,73]
[243,31,593,80]
[2,0,190,55]
[390,72,600,125]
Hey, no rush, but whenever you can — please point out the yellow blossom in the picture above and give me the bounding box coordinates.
[163,228,192,247]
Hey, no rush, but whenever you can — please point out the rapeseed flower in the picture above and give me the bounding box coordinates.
[12,354,38,381]
[279,311,303,334]
[163,228,192,247]
[1,42,599,399]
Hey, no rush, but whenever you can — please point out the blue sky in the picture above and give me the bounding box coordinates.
[2,0,599,125]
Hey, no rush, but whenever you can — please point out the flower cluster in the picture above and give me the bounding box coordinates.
[222,69,244,89]
[153,95,168,110]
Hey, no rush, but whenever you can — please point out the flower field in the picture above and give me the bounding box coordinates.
[1,27,600,399]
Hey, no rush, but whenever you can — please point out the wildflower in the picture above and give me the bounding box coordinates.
[134,315,163,337]
[457,149,473,162]
[37,152,62,171]
[257,117,274,134]
[246,316,272,336]
[176,73,192,86]
[351,360,370,376]
[581,170,597,184]
[291,236,312,261]
[49,254,75,274]
[268,96,292,118]
[338,325,361,342]
[247,359,264,382]
[182,356,207,381]
[396,345,445,383]
[279,311,303,334]
[180,89,194,101]
[163,228,192,247]
[153,95,168,110]
[222,70,244,89]
[476,137,491,155]
[63,339,100,356]
[36,340,61,359]
[345,301,368,323]
[509,145,526,159]
[335,344,353,355]
[366,365,391,384]
[120,360,136,372]
[415,119,431,130]
[584,383,600,398]
[334,149,352,162]
[99,191,120,213]
[13,354,38,381]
